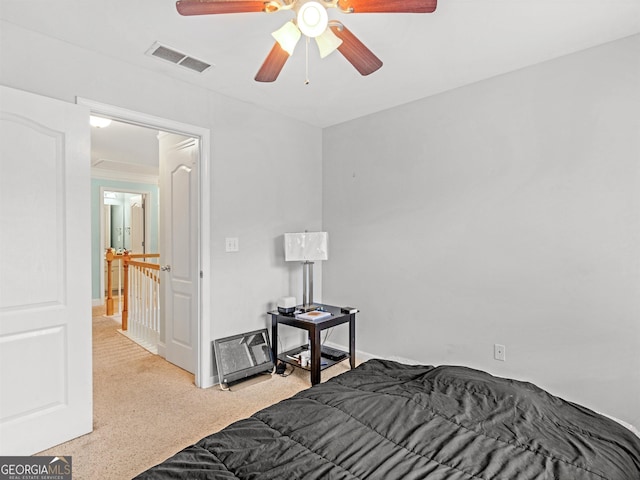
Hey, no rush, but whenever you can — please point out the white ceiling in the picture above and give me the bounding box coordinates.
[90,119,160,176]
[1,0,639,128]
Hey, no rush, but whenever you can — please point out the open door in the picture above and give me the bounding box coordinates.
[130,195,145,253]
[159,133,199,374]
[0,86,92,454]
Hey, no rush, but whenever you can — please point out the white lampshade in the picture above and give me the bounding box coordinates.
[297,1,328,38]
[284,232,328,262]
[315,28,342,58]
[272,21,301,56]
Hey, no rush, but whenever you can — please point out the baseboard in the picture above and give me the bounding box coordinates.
[156,341,166,358]
[323,342,377,364]
[201,375,216,389]
[386,354,422,365]
[322,342,420,366]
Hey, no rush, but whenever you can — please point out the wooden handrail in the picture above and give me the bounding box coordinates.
[105,249,115,316]
[105,249,160,319]
[128,260,160,270]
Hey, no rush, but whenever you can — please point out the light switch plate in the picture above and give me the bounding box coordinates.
[225,237,239,252]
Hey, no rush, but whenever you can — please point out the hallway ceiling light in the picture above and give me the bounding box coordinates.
[90,116,112,128]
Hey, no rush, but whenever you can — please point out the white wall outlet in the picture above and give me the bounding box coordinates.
[225,237,239,252]
[494,344,506,361]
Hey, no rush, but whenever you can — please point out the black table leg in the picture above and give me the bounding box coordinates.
[310,327,321,385]
[271,316,278,364]
[349,313,356,369]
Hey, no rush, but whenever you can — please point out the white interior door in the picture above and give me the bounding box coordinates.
[0,86,92,455]
[130,196,145,253]
[159,133,198,374]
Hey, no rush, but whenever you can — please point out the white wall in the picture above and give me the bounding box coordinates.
[323,34,640,427]
[0,21,322,381]
[4,19,638,427]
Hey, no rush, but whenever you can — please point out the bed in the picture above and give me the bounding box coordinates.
[135,359,640,479]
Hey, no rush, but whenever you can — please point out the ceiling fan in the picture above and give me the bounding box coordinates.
[175,0,438,82]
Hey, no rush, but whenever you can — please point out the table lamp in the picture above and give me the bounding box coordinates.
[284,232,328,312]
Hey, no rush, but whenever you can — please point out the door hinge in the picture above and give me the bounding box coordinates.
[200,270,203,278]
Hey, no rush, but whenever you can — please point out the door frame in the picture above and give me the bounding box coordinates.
[99,187,151,304]
[78,97,213,388]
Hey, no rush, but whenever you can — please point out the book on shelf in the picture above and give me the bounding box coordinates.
[295,310,332,321]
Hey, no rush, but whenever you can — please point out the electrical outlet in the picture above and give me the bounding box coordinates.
[494,344,506,361]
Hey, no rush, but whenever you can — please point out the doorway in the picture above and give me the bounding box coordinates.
[100,188,152,302]
[103,190,146,254]
[81,98,213,388]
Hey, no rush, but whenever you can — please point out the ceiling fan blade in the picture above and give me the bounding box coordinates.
[176,0,268,15]
[329,24,382,76]
[255,42,290,82]
[337,0,436,13]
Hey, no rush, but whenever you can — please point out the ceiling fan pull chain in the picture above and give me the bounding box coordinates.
[305,36,310,85]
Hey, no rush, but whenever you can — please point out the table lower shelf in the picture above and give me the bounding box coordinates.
[277,345,349,371]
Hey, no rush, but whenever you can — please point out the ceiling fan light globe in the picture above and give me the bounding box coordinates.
[297,1,328,38]
[315,28,343,58]
[271,21,301,56]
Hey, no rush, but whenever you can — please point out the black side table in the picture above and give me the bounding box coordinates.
[269,304,356,385]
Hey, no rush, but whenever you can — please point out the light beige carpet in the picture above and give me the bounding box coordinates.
[37,315,351,479]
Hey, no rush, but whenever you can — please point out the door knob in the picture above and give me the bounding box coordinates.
[161,265,171,272]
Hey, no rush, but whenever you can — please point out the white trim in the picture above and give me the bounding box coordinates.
[157,340,166,359]
[77,97,213,389]
[92,168,159,185]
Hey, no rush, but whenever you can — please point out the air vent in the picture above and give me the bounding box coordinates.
[146,42,212,73]
[178,56,211,73]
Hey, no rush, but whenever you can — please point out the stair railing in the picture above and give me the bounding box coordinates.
[105,250,161,352]
[123,252,161,353]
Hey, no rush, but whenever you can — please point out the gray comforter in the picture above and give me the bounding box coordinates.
[136,359,640,479]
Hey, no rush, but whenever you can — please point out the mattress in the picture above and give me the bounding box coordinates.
[135,359,640,479]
